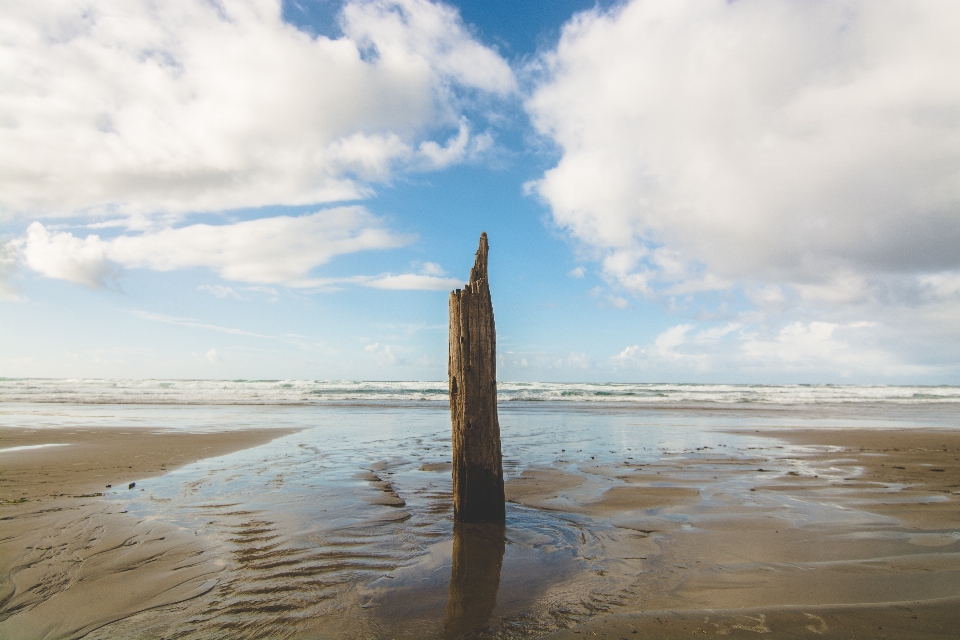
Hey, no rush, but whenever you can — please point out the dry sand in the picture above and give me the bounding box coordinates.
[0,427,297,639]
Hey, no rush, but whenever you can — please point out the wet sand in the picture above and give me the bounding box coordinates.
[0,427,297,639]
[2,422,959,639]
[541,427,960,639]
[1,426,299,501]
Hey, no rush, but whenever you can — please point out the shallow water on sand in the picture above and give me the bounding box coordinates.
[39,402,944,639]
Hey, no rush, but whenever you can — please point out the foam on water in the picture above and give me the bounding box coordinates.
[2,378,958,406]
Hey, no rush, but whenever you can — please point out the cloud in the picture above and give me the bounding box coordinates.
[130,310,279,339]
[18,224,113,288]
[0,241,24,299]
[198,285,242,300]
[609,319,932,379]
[738,321,915,376]
[18,207,410,287]
[198,284,279,300]
[0,0,515,218]
[363,273,461,290]
[365,342,405,365]
[611,344,646,368]
[417,261,445,276]
[529,0,960,292]
[199,348,222,363]
[15,207,461,291]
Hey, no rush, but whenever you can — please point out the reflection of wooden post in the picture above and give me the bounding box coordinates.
[449,232,505,523]
[445,522,505,637]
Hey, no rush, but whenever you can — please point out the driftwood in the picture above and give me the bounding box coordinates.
[449,232,505,523]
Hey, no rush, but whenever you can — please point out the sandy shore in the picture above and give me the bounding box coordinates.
[1,426,299,501]
[536,427,960,639]
[0,426,297,639]
[2,424,958,639]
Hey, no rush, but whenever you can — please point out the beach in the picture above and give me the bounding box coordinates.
[1,381,959,639]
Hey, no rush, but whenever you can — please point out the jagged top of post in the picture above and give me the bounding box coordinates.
[468,232,488,290]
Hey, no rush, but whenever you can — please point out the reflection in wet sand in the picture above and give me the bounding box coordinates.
[444,522,506,638]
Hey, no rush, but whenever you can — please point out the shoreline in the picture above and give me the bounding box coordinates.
[2,421,959,638]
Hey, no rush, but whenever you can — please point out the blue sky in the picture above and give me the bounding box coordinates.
[2,0,959,383]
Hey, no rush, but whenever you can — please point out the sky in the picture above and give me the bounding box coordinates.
[2,0,959,384]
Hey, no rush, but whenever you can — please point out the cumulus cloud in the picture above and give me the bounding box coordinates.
[365,342,405,365]
[200,348,222,363]
[0,0,515,218]
[16,207,409,287]
[19,224,113,288]
[608,320,931,379]
[529,0,960,293]
[364,273,461,290]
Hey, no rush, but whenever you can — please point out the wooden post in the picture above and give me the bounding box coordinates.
[449,232,505,523]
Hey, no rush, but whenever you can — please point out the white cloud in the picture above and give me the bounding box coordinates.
[18,207,410,287]
[529,0,960,291]
[0,241,24,299]
[607,295,629,309]
[0,0,515,218]
[416,120,470,169]
[608,319,930,379]
[365,342,405,365]
[611,344,646,368]
[198,284,279,300]
[19,223,113,288]
[417,261,445,276]
[364,273,461,290]
[130,310,279,339]
[568,266,585,278]
[740,321,900,375]
[198,285,242,299]
[528,0,960,377]
[566,351,592,369]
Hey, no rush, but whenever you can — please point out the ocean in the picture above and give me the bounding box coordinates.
[3,378,959,407]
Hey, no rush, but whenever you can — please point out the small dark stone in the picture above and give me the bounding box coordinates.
[105,484,112,488]
[128,482,136,489]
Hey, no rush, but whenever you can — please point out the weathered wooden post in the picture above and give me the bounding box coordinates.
[449,232,505,523]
